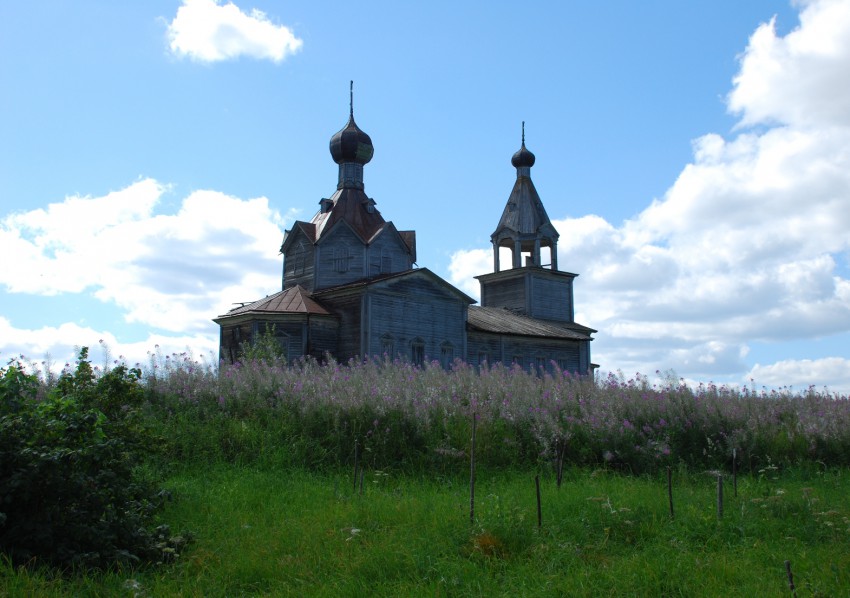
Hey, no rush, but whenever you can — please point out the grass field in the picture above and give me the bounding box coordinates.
[4,463,849,597]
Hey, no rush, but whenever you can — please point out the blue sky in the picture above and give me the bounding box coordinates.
[2,0,850,393]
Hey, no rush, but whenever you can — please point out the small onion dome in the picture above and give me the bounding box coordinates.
[511,141,536,168]
[329,115,374,165]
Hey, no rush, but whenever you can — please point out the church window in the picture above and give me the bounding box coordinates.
[381,333,395,358]
[440,341,454,369]
[411,338,425,367]
[334,248,351,273]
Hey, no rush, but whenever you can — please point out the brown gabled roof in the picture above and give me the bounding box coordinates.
[398,230,416,262]
[312,187,386,243]
[467,306,595,340]
[280,221,317,253]
[219,285,331,318]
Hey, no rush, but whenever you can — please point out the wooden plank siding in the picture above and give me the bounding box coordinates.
[363,277,467,363]
[466,330,583,374]
[530,274,574,322]
[218,317,339,365]
[282,230,317,291]
[365,225,414,277]
[478,267,577,323]
[315,224,368,290]
[481,277,527,313]
[317,292,363,361]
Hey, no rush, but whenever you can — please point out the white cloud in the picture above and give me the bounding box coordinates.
[447,248,489,298]
[0,316,218,375]
[728,0,850,128]
[747,357,850,395]
[166,0,302,63]
[448,0,850,389]
[0,180,285,335]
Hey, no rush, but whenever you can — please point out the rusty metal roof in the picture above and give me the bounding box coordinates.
[312,187,387,243]
[219,285,331,317]
[467,306,594,340]
[398,230,416,262]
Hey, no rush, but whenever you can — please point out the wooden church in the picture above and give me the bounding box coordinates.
[214,89,595,374]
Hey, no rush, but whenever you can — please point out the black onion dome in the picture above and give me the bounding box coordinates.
[511,121,536,168]
[511,141,536,168]
[329,115,374,165]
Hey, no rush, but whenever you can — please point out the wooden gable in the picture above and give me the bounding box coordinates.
[281,223,318,291]
[314,268,474,363]
[364,221,415,277]
[314,219,368,290]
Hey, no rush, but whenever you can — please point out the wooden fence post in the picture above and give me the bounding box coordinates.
[785,560,797,596]
[732,448,738,498]
[535,475,542,528]
[667,466,674,520]
[353,439,359,494]
[556,439,566,489]
[716,474,724,519]
[469,412,477,525]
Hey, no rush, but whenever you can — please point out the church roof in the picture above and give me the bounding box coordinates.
[312,187,387,242]
[492,124,559,244]
[467,306,595,340]
[216,285,331,319]
[494,177,555,237]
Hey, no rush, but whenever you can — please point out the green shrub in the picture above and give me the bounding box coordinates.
[0,349,186,569]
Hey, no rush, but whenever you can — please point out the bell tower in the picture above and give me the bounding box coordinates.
[476,124,578,323]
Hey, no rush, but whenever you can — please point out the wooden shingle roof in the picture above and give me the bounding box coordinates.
[312,187,387,243]
[467,306,594,340]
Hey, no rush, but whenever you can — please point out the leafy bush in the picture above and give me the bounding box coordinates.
[0,349,186,569]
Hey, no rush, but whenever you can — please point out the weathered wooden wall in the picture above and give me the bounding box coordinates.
[466,331,584,374]
[366,227,413,277]
[282,231,317,291]
[315,225,366,290]
[318,292,363,361]
[363,276,467,363]
[529,274,573,322]
[481,277,527,313]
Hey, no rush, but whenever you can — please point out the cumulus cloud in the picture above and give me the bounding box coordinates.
[0,316,218,374]
[166,0,302,63]
[747,357,850,394]
[728,0,850,128]
[449,0,850,392]
[0,179,286,335]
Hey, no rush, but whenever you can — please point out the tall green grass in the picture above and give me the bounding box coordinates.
[5,351,850,594]
[4,464,849,596]
[141,354,850,474]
